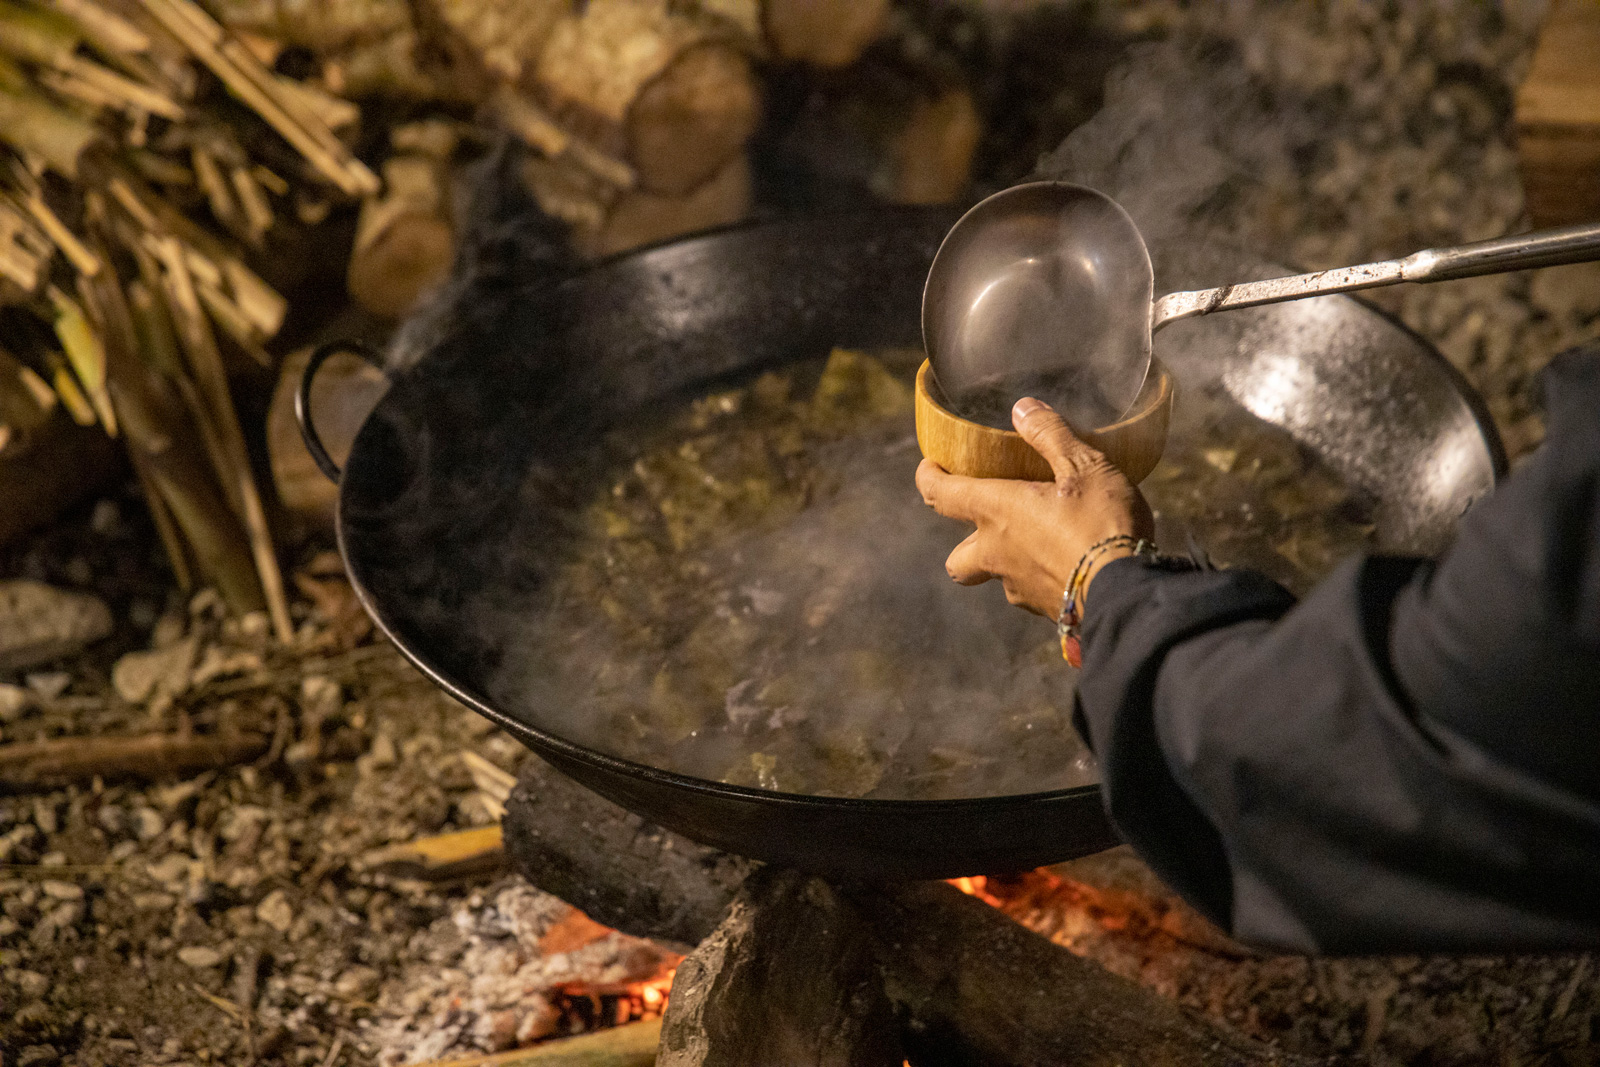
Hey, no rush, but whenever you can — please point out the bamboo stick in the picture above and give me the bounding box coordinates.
[461,750,516,805]
[194,274,271,364]
[50,285,118,434]
[57,52,184,119]
[0,199,51,290]
[130,148,192,187]
[229,163,273,242]
[0,0,80,66]
[49,0,151,55]
[14,189,101,276]
[250,163,287,196]
[0,71,103,176]
[128,439,194,591]
[109,172,286,336]
[149,235,292,641]
[135,0,378,196]
[126,277,184,378]
[361,825,506,881]
[18,362,55,411]
[83,213,251,604]
[495,87,636,190]
[48,355,96,424]
[0,345,53,435]
[271,72,358,131]
[421,1019,661,1067]
[107,236,264,612]
[192,144,243,234]
[35,64,124,110]
[0,731,268,789]
[220,257,284,337]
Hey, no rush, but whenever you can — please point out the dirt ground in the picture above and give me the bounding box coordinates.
[6,1,1600,1065]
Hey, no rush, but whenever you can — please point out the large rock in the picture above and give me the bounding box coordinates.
[0,581,112,673]
[657,868,902,1067]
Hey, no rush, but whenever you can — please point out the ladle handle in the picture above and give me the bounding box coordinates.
[1152,220,1600,332]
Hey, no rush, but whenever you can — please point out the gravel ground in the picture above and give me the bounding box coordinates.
[5,2,1600,1066]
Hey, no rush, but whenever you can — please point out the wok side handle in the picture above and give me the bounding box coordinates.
[296,339,386,483]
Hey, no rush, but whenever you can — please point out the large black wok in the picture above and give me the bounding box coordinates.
[301,206,1504,880]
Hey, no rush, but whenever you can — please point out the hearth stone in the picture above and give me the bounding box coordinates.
[659,867,903,1067]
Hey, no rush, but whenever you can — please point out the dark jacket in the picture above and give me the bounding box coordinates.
[1074,346,1600,954]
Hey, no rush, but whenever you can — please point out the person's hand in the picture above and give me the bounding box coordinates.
[915,397,1155,618]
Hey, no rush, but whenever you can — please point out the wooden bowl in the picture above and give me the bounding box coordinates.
[915,359,1173,483]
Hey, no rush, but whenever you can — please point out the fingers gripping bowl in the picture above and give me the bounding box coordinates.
[914,359,1174,483]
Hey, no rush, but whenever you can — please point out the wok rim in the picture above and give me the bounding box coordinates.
[333,204,1507,817]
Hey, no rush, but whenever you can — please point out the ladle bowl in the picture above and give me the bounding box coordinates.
[926,180,1600,441]
[923,183,1154,433]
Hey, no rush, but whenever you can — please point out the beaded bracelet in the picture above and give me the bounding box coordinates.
[1057,535,1155,667]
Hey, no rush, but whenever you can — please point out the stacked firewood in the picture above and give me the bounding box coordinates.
[219,0,904,272]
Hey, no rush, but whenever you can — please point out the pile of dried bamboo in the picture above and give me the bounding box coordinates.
[0,0,377,640]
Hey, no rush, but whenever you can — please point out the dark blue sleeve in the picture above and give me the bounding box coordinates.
[1072,347,1600,955]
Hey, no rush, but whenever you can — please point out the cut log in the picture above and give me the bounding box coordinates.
[523,150,750,258]
[850,881,1293,1067]
[207,0,412,53]
[0,731,268,791]
[587,147,749,256]
[422,0,570,84]
[328,26,450,101]
[762,0,889,68]
[347,151,455,317]
[501,756,753,948]
[774,58,980,206]
[889,87,981,205]
[657,867,903,1067]
[1515,0,1600,227]
[677,0,889,68]
[533,0,760,196]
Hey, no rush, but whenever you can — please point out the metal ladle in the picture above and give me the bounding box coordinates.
[924,181,1600,431]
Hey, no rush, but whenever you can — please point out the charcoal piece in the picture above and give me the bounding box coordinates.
[501,756,753,947]
[658,868,902,1067]
[849,881,1297,1067]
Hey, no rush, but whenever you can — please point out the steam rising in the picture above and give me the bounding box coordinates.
[485,366,1097,802]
